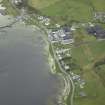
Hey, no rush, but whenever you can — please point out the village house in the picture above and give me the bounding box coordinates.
[55,24,60,28]
[0,4,6,15]
[0,4,6,10]
[79,91,87,97]
[38,16,50,26]
[37,16,44,20]
[94,12,105,23]
[13,0,23,6]
[72,74,80,81]
[60,61,70,71]
[56,48,71,61]
[79,79,86,89]
[87,25,105,39]
[61,26,74,44]
[48,27,74,44]
[48,29,60,43]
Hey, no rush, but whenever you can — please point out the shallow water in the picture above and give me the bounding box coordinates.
[0,18,60,105]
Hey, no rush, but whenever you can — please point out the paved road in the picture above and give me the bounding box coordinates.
[50,42,75,105]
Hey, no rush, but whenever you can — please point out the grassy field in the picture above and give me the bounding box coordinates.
[74,69,105,105]
[2,0,19,16]
[91,0,105,11]
[28,0,59,9]
[72,41,105,67]
[71,40,105,105]
[28,0,105,24]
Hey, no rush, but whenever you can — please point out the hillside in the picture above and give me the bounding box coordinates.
[28,0,105,24]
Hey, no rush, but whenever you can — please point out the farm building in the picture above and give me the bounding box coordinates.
[48,27,74,44]
[87,25,105,38]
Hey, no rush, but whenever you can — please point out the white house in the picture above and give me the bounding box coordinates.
[0,4,6,10]
[13,0,23,6]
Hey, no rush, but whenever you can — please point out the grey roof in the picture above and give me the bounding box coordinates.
[79,92,87,97]
[0,9,6,15]
[87,25,105,38]
[14,0,24,6]
[63,34,71,40]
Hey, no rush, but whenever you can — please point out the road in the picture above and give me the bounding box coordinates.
[50,42,75,105]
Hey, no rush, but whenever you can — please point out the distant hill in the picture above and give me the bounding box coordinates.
[27,0,105,24]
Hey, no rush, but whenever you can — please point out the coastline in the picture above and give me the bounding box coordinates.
[1,1,73,105]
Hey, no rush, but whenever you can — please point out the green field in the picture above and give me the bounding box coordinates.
[2,0,19,16]
[72,41,105,67]
[71,40,105,105]
[28,0,105,24]
[91,0,105,11]
[28,0,59,9]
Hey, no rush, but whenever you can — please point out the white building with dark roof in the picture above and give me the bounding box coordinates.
[13,0,23,6]
[48,27,74,44]
[87,25,105,38]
